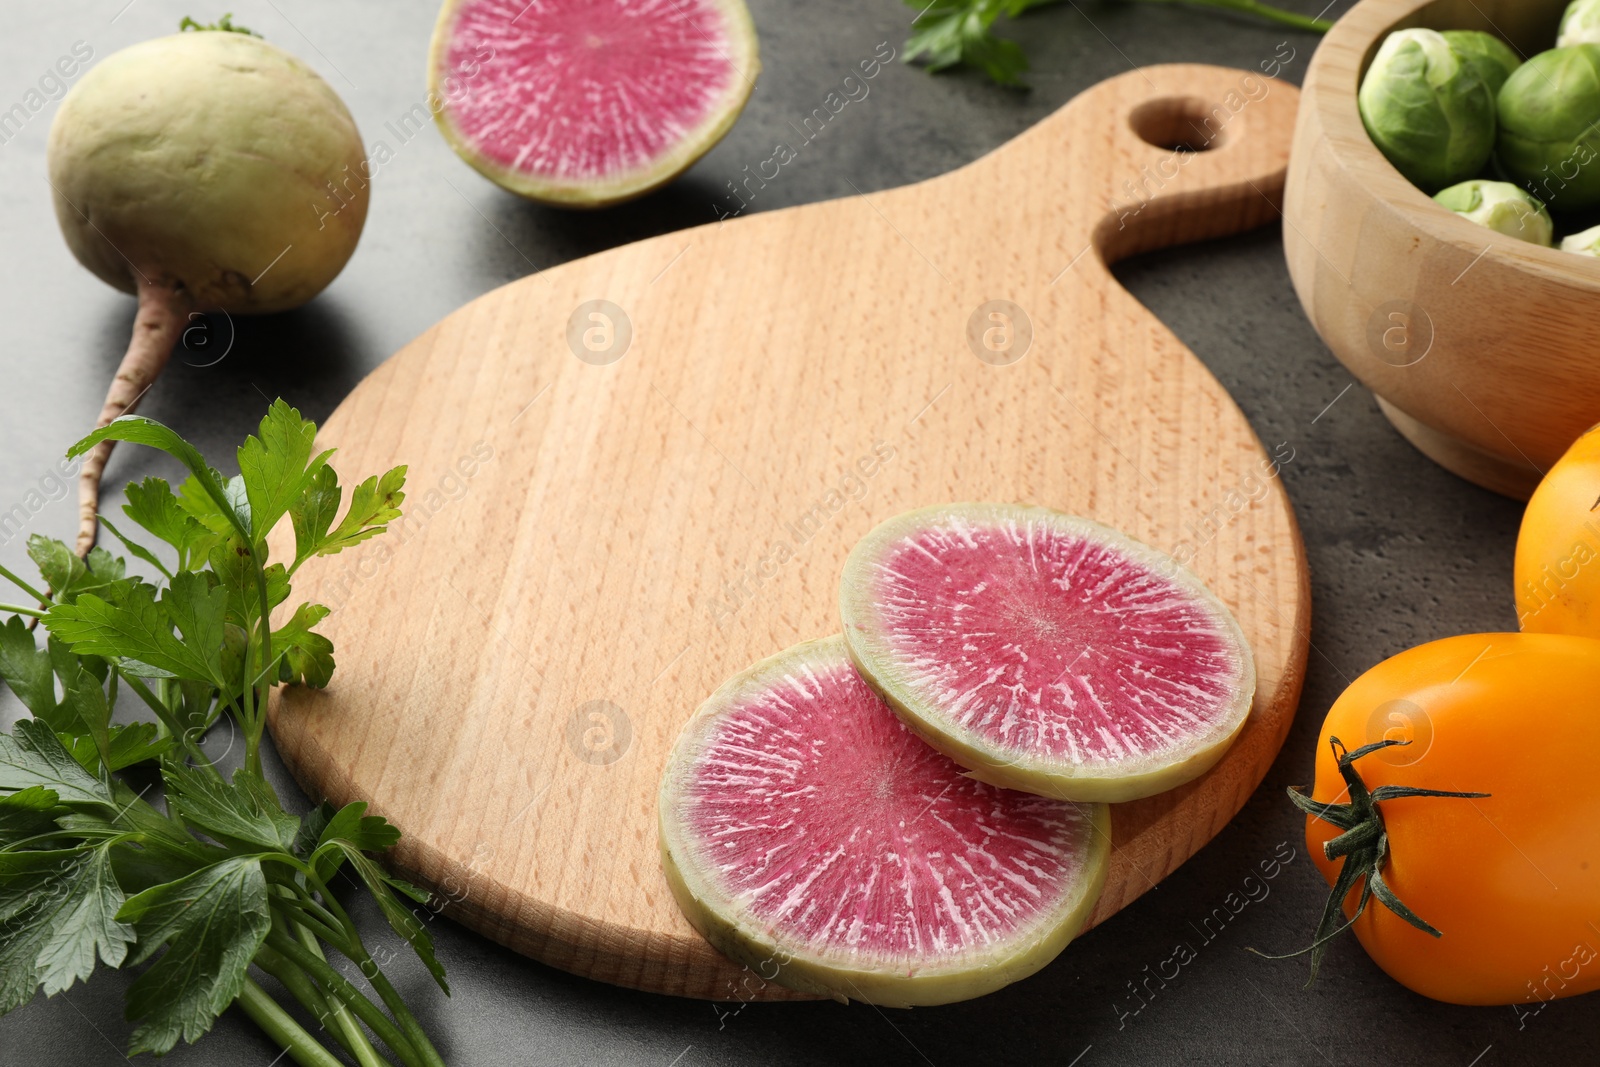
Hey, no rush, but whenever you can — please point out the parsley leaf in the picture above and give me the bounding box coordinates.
[163,572,228,685]
[290,801,331,858]
[291,465,407,567]
[71,419,223,510]
[320,800,400,853]
[904,0,1039,86]
[331,466,407,549]
[56,663,111,771]
[273,603,334,688]
[97,513,174,580]
[0,845,133,1010]
[10,401,445,1062]
[163,763,299,854]
[207,538,289,630]
[124,476,215,561]
[26,535,86,598]
[25,536,135,606]
[32,847,133,996]
[2,625,121,741]
[62,724,171,774]
[0,616,58,722]
[289,465,343,565]
[44,578,228,688]
[238,400,334,547]
[0,720,112,807]
[303,801,400,883]
[176,470,247,538]
[902,0,1331,86]
[0,787,62,845]
[118,856,272,1055]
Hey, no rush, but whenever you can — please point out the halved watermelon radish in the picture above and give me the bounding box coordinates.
[658,636,1109,1006]
[428,0,759,207]
[840,504,1256,804]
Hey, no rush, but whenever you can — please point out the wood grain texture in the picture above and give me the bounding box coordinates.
[268,64,1309,1002]
[1284,0,1598,500]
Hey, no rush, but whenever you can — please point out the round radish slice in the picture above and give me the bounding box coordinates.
[840,504,1256,803]
[658,636,1109,1007]
[428,0,759,207]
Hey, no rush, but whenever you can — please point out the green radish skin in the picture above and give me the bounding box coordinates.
[659,820,1110,1008]
[47,29,367,555]
[659,636,1111,1008]
[839,504,1257,804]
[426,0,760,208]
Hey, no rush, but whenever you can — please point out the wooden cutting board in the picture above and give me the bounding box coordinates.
[269,64,1309,1002]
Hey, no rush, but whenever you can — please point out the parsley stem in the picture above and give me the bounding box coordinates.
[293,877,448,1067]
[258,928,394,1067]
[0,563,48,604]
[253,947,355,1059]
[364,968,448,1067]
[0,603,44,618]
[116,669,205,763]
[272,874,446,1067]
[236,976,345,1067]
[115,670,166,718]
[293,922,394,1067]
[105,782,213,865]
[1,829,132,852]
[268,892,351,956]
[243,680,272,778]
[265,929,428,1067]
[1128,0,1332,32]
[243,536,276,778]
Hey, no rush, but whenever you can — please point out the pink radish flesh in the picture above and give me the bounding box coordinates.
[861,517,1246,766]
[678,652,1099,960]
[441,0,742,181]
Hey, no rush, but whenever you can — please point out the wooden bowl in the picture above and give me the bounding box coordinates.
[1284,0,1600,499]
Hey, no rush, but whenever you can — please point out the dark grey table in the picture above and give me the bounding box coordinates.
[0,1,1584,1064]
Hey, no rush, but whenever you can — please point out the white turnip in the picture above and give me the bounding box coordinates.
[48,20,368,554]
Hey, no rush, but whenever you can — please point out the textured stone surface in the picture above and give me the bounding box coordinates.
[0,1,1581,1063]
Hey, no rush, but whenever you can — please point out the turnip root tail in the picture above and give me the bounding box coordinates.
[75,277,189,556]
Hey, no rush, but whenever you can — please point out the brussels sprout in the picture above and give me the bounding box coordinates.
[1496,46,1600,211]
[1560,222,1600,254]
[1434,180,1554,244]
[1442,30,1522,95]
[1559,0,1600,47]
[1359,29,1497,192]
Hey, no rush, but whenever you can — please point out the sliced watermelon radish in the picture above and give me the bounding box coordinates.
[428,0,759,207]
[840,504,1256,804]
[658,636,1109,1006]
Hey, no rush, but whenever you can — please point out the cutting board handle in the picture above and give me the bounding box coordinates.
[978,64,1300,268]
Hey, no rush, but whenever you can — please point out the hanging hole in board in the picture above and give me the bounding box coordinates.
[1127,97,1231,154]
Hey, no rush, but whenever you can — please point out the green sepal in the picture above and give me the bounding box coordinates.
[1281,736,1490,985]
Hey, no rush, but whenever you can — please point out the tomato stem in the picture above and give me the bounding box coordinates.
[1272,736,1488,985]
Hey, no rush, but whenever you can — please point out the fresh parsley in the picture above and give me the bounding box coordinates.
[0,401,446,1066]
[902,0,1333,87]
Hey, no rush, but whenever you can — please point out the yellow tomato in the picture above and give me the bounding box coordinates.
[1305,633,1600,1006]
[1516,423,1600,635]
